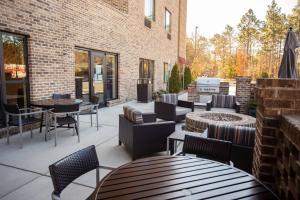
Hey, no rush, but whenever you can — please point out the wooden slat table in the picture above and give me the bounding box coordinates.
[94,156,278,200]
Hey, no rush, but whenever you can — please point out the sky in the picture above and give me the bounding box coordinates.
[187,0,298,38]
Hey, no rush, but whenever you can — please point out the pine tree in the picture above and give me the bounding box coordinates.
[169,64,182,93]
[183,67,192,89]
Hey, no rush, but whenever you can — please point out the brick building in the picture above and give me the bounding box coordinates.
[0,0,187,126]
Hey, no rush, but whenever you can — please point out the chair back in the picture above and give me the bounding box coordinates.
[212,95,236,109]
[52,93,71,99]
[53,104,79,113]
[49,145,99,196]
[183,135,232,164]
[159,94,178,105]
[91,95,101,105]
[3,104,20,114]
[207,124,255,173]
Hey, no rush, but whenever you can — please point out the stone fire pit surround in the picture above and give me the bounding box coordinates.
[186,111,256,132]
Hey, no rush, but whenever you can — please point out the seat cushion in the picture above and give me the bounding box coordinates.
[211,108,236,113]
[123,106,143,124]
[56,116,77,125]
[160,94,178,105]
[176,106,192,116]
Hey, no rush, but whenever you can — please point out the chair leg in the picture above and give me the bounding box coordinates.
[54,116,57,147]
[118,140,122,146]
[40,112,44,133]
[73,125,75,136]
[45,112,49,141]
[30,124,33,138]
[75,122,80,143]
[96,167,100,187]
[96,110,99,131]
[6,127,10,144]
[90,114,93,127]
[19,117,23,149]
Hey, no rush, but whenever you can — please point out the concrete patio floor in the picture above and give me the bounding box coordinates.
[0,97,187,200]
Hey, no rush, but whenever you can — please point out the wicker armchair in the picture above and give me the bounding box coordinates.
[119,106,175,160]
[154,94,194,122]
[49,145,100,200]
[178,135,232,164]
[207,124,256,173]
[206,94,240,113]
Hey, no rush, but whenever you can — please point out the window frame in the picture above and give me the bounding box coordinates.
[163,62,169,83]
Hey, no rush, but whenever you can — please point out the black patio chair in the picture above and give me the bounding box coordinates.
[49,145,100,200]
[178,135,232,164]
[39,93,71,133]
[49,104,80,146]
[3,103,47,148]
[79,95,100,131]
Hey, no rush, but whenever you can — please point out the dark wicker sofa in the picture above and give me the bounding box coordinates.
[154,94,194,122]
[206,124,256,173]
[119,106,175,160]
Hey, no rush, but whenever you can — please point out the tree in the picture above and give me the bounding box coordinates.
[169,64,182,93]
[183,67,192,89]
[237,9,260,74]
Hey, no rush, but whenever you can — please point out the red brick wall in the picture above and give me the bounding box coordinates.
[236,76,251,114]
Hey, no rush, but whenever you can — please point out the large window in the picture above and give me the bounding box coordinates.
[165,9,171,33]
[75,48,118,107]
[144,0,155,21]
[0,32,29,127]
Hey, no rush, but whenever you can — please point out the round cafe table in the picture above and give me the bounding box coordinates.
[93,156,278,200]
[31,98,83,109]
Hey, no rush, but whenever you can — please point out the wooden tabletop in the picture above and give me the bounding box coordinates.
[94,156,278,200]
[31,98,82,108]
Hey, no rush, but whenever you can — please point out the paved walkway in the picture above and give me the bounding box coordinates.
[0,98,186,200]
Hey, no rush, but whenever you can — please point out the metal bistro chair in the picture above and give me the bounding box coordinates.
[49,145,100,200]
[49,104,80,146]
[79,95,100,131]
[3,104,48,148]
[39,94,71,133]
[177,135,232,165]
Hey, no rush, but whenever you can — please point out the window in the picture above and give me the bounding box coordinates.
[0,32,29,127]
[144,0,155,21]
[165,9,171,33]
[163,63,169,83]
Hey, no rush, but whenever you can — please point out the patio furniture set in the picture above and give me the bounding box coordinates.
[3,93,100,148]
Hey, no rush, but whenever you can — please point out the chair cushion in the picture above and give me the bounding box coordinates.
[212,95,236,109]
[211,108,236,113]
[207,124,255,147]
[123,106,143,124]
[160,94,178,105]
[176,106,192,116]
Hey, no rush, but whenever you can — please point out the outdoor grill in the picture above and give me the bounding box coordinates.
[196,77,220,104]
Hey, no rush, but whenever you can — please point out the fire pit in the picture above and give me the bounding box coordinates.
[185,111,256,132]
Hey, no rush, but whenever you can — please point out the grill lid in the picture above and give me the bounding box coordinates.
[196,77,220,86]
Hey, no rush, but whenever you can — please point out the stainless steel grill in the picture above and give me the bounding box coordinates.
[196,77,220,93]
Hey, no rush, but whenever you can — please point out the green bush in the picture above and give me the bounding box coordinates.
[183,67,192,89]
[169,64,182,93]
[260,72,269,78]
[152,89,168,100]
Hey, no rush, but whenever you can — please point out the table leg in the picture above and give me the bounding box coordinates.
[44,111,49,141]
[39,112,44,133]
[169,139,175,155]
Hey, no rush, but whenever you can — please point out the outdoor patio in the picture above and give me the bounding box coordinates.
[0,96,189,200]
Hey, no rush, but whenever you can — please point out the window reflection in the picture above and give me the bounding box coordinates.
[75,50,89,100]
[106,54,117,100]
[2,35,26,80]
[145,0,155,21]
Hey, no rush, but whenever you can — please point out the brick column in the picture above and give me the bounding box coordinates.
[253,78,300,193]
[236,76,251,114]
[187,81,197,102]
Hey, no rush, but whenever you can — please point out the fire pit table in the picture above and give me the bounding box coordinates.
[186,111,256,132]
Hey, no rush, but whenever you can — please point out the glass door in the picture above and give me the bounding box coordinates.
[91,52,106,107]
[75,49,90,102]
[0,32,29,127]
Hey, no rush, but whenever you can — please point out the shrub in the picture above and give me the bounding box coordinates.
[183,67,192,89]
[169,64,182,93]
[152,89,168,100]
[260,72,269,78]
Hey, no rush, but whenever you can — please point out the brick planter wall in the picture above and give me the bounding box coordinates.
[236,76,251,114]
[253,78,300,197]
